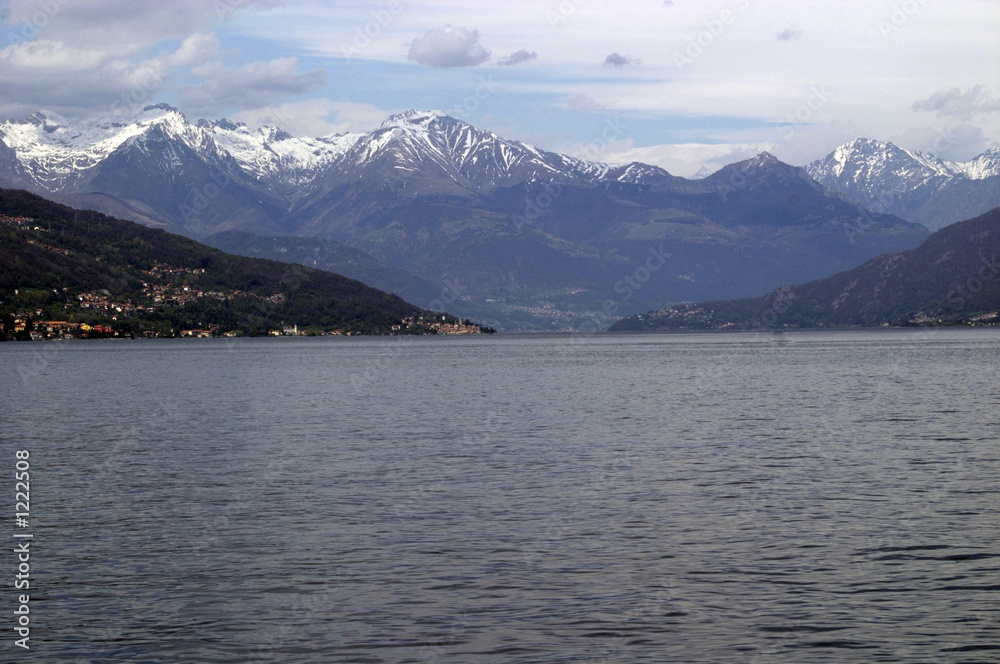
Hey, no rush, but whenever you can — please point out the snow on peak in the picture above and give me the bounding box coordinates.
[379,109,457,132]
[814,138,1000,185]
[954,146,1000,180]
[751,151,779,165]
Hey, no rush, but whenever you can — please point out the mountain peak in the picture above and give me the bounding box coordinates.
[806,138,1000,231]
[135,103,186,123]
[751,151,779,164]
[735,151,793,174]
[842,137,893,151]
[379,109,457,131]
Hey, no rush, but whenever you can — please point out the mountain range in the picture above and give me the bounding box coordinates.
[805,139,1000,232]
[2,104,993,330]
[610,207,1000,331]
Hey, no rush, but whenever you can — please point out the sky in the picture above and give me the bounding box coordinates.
[1,0,998,176]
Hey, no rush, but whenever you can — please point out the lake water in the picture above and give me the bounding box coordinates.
[2,329,999,663]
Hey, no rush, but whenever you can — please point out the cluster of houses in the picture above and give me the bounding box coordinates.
[11,317,116,340]
[0,214,36,227]
[909,311,1000,326]
[139,264,285,308]
[77,291,141,316]
[393,316,485,335]
[6,252,488,339]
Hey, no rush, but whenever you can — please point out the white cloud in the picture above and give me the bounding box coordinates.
[168,33,220,67]
[912,86,1000,120]
[234,100,394,137]
[2,0,260,55]
[893,124,994,162]
[407,26,490,68]
[561,138,778,178]
[0,39,173,119]
[181,58,327,115]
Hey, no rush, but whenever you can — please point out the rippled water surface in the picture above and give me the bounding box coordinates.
[2,329,999,663]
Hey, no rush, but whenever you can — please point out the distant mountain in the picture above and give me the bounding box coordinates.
[0,188,470,337]
[0,106,931,330]
[610,207,1000,331]
[806,139,1000,231]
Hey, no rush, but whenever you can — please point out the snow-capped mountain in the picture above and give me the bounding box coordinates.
[0,105,208,191]
[0,106,933,329]
[197,117,362,193]
[0,104,363,196]
[312,109,672,194]
[0,105,670,202]
[806,139,1000,231]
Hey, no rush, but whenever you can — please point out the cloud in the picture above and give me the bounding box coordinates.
[912,85,1000,120]
[180,58,327,115]
[0,39,175,119]
[497,49,537,66]
[776,28,802,42]
[565,94,607,111]
[604,52,639,67]
[407,26,491,68]
[663,1,675,5]
[558,138,779,178]
[894,123,993,161]
[0,2,265,121]
[2,0,276,56]
[168,33,220,67]
[234,100,392,136]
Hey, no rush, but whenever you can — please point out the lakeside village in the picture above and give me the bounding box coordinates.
[7,311,486,341]
[2,214,487,340]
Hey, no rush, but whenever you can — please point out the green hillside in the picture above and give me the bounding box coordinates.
[0,189,474,339]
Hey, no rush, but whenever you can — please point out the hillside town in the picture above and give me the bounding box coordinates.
[3,259,490,340]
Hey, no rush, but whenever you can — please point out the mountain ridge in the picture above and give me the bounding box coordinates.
[0,106,938,330]
[806,138,1000,231]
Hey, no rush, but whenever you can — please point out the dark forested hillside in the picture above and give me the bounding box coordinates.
[0,189,470,339]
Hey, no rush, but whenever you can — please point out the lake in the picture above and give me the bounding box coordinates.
[2,329,998,663]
